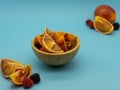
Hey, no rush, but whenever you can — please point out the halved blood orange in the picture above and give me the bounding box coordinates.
[9,64,32,85]
[93,16,114,34]
[0,59,24,77]
[42,33,64,53]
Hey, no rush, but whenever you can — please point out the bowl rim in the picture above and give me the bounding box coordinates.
[31,35,80,55]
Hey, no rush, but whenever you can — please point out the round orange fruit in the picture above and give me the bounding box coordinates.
[94,5,116,23]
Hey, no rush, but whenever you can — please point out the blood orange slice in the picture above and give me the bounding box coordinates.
[9,64,32,85]
[0,59,24,77]
[42,33,64,53]
[93,16,114,34]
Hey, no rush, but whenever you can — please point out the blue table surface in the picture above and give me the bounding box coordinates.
[0,0,120,90]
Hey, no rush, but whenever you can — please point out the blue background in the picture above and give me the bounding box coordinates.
[0,0,120,90]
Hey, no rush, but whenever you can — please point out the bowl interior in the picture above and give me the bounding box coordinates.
[31,34,80,65]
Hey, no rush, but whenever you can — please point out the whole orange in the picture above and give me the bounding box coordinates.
[94,5,116,23]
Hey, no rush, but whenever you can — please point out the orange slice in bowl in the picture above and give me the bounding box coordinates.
[34,34,44,50]
[42,33,64,53]
[0,59,24,78]
[53,32,68,51]
[44,27,54,38]
[9,64,32,85]
[64,33,77,49]
[44,27,51,34]
[93,16,114,34]
[37,35,43,46]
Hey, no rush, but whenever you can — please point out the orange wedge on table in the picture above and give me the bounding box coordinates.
[0,59,24,78]
[9,64,32,85]
[0,59,32,85]
[93,16,114,34]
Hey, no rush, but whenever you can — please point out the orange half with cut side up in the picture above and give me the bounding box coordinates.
[93,16,114,34]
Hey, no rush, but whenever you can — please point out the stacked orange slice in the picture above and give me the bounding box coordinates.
[34,27,77,53]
